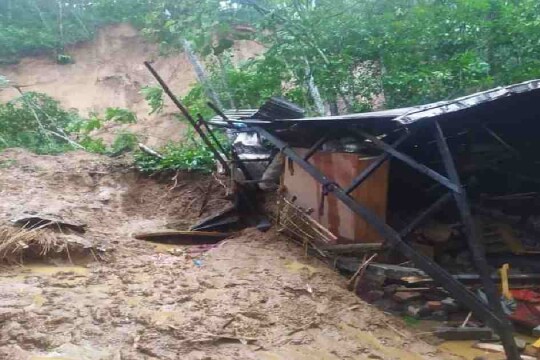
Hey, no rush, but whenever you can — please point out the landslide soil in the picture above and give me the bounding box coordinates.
[0,149,462,360]
[0,23,265,148]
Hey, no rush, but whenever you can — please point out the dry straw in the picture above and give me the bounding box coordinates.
[276,196,337,257]
[0,225,65,264]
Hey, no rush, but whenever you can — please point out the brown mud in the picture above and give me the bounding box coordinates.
[0,23,265,148]
[0,149,466,360]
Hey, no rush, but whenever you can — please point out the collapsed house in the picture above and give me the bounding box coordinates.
[145,61,540,359]
[208,79,540,360]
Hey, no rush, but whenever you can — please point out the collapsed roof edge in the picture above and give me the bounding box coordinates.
[208,78,540,127]
[394,78,540,125]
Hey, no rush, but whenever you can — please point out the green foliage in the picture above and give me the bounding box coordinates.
[56,54,73,65]
[0,75,9,87]
[2,0,540,115]
[0,92,79,154]
[182,55,310,115]
[181,85,215,119]
[140,0,234,55]
[79,136,107,154]
[104,107,137,124]
[111,131,139,155]
[140,86,164,115]
[65,114,102,135]
[134,133,216,174]
[0,0,152,62]
[0,159,16,169]
[0,91,138,155]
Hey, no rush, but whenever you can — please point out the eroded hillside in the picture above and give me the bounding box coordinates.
[0,23,264,148]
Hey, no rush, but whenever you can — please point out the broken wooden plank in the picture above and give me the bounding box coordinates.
[133,231,233,245]
[11,215,86,233]
[473,340,528,354]
[320,243,383,254]
[392,291,422,303]
[401,273,540,286]
[368,263,427,280]
[435,327,494,341]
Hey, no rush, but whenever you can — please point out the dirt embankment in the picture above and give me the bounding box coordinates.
[0,149,461,360]
[0,23,265,148]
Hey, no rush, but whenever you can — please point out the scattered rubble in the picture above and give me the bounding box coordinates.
[0,149,460,359]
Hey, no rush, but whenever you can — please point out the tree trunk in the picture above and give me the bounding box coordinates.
[329,100,339,115]
[32,0,51,32]
[217,54,236,109]
[7,0,12,20]
[182,39,223,110]
[57,0,65,52]
[304,59,325,115]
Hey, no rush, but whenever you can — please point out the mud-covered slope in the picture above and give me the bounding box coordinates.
[0,23,264,147]
[0,150,461,360]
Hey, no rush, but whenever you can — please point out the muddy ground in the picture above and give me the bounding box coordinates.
[0,149,464,360]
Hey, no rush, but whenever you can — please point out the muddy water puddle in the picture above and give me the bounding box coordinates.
[409,320,536,359]
[438,340,495,359]
[24,264,89,276]
[0,262,89,278]
[154,242,184,254]
[284,260,319,276]
[0,263,91,310]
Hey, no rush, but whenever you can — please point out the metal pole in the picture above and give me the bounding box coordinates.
[344,130,411,195]
[253,125,511,339]
[399,192,453,237]
[351,128,460,193]
[207,102,234,126]
[143,61,230,175]
[304,134,331,161]
[433,120,520,360]
[196,114,228,155]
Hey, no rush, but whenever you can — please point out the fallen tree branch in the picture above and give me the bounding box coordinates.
[45,129,85,150]
[138,143,164,159]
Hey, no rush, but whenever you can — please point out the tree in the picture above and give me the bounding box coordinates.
[1,0,539,111]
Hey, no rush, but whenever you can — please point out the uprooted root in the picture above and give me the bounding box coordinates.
[0,225,94,264]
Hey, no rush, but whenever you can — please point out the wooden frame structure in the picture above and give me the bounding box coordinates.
[146,61,540,360]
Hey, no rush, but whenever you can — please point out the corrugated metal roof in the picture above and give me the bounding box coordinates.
[209,109,258,123]
[394,79,540,125]
[209,79,540,128]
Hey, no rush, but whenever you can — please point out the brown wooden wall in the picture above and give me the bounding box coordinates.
[283,149,389,244]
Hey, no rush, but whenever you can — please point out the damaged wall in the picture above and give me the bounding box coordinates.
[284,149,389,243]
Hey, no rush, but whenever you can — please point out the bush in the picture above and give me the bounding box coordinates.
[105,107,137,124]
[56,54,74,65]
[0,92,80,154]
[134,133,218,174]
[140,86,164,115]
[0,91,139,155]
[111,132,139,155]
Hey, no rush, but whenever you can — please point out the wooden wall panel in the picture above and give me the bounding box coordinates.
[283,149,389,243]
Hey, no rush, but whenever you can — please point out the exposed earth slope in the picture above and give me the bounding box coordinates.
[0,23,264,148]
[0,149,460,360]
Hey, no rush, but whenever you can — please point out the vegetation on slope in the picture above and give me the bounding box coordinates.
[0,89,139,155]
[1,0,539,172]
[2,0,539,109]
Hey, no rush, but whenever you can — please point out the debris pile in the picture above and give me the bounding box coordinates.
[143,63,540,359]
[204,79,540,359]
[0,224,98,264]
